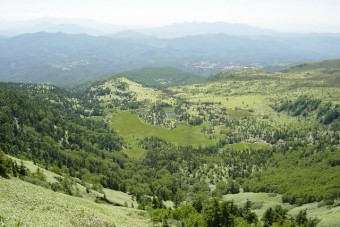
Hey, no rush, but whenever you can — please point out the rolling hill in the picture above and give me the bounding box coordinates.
[117,67,201,87]
[1,31,340,88]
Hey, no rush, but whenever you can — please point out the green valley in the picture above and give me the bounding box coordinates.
[0,59,340,226]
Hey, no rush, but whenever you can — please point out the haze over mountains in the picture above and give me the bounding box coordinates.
[0,19,252,37]
[0,18,133,36]
[1,19,340,87]
[1,5,340,224]
[2,18,340,38]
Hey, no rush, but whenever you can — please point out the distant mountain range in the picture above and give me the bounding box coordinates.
[0,18,136,37]
[2,19,339,38]
[0,19,333,38]
[1,19,275,37]
[0,23,99,36]
[139,22,277,38]
[1,21,340,87]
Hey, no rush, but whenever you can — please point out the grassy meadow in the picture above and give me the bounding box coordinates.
[109,110,216,158]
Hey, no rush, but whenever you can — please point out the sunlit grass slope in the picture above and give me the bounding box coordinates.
[0,178,150,227]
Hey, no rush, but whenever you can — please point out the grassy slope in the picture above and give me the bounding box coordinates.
[10,156,60,183]
[9,156,138,208]
[224,192,340,226]
[223,192,292,217]
[172,65,340,126]
[96,77,165,104]
[288,203,340,227]
[286,59,340,72]
[0,178,149,227]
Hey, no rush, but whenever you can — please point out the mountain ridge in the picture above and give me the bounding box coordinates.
[2,32,338,87]
[139,21,277,38]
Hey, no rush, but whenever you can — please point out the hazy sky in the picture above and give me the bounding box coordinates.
[1,0,340,32]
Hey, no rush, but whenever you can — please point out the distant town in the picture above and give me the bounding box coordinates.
[183,60,290,72]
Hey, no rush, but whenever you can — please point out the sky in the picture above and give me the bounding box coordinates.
[0,0,340,32]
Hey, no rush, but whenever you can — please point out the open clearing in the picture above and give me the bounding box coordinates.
[110,110,216,149]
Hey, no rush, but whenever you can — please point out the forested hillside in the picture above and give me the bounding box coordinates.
[0,59,340,226]
[0,83,126,189]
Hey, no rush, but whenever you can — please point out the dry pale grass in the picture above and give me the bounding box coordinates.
[0,178,150,227]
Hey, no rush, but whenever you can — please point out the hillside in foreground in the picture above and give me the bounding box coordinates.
[0,178,149,227]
